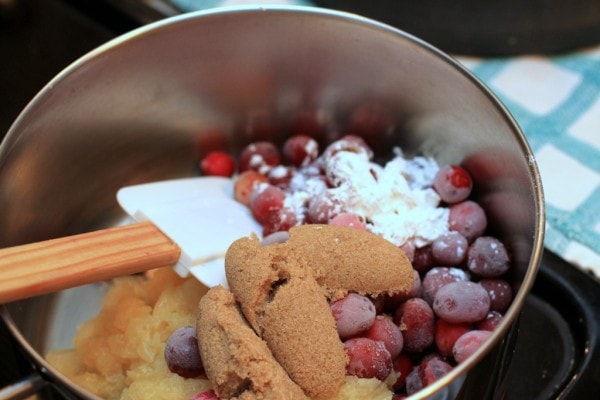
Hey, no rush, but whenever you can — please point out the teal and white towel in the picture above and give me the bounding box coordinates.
[459,49,600,276]
[174,0,600,276]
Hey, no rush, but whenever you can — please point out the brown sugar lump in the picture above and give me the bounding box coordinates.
[286,224,414,300]
[225,236,347,399]
[196,285,309,400]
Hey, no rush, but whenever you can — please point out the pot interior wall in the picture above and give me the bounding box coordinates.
[0,7,541,396]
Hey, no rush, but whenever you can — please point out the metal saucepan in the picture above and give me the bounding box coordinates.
[0,6,544,400]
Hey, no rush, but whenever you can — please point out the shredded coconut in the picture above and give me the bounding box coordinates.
[283,147,449,247]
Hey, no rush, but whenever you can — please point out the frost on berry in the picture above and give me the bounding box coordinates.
[238,141,281,174]
[453,330,493,363]
[467,237,511,278]
[394,298,435,353]
[363,315,404,359]
[431,231,468,266]
[475,311,503,331]
[321,137,373,165]
[432,281,490,324]
[479,279,512,312]
[267,165,295,189]
[330,293,376,340]
[234,170,268,206]
[448,200,487,242]
[421,267,470,306]
[344,337,393,381]
[307,190,344,223]
[282,135,319,167]
[261,206,297,236]
[248,184,286,225]
[433,164,473,204]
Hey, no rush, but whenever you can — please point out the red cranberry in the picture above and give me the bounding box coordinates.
[199,151,236,177]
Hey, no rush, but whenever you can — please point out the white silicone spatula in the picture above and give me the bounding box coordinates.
[0,177,261,303]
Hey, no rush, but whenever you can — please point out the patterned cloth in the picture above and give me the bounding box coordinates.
[173,0,600,276]
[458,50,600,277]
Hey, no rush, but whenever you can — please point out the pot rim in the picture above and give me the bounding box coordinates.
[1,5,545,399]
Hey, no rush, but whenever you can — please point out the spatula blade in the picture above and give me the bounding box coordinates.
[117,176,234,216]
[117,177,262,286]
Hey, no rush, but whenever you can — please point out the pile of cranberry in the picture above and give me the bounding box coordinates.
[185,135,513,399]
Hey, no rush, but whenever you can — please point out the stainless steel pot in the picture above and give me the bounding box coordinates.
[0,6,544,400]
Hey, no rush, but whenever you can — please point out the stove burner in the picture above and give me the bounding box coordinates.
[506,294,577,398]
[500,251,600,399]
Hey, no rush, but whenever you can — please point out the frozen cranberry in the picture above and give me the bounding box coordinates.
[190,390,219,400]
[164,326,204,378]
[344,337,392,381]
[394,298,435,353]
[399,240,416,262]
[194,128,230,156]
[421,267,470,306]
[234,170,268,206]
[282,135,319,167]
[475,311,503,331]
[433,164,473,204]
[267,165,295,189]
[479,279,512,312]
[434,319,471,357]
[340,134,372,152]
[289,109,327,139]
[363,315,404,359]
[242,112,278,142]
[453,330,493,363]
[249,184,286,225]
[329,212,366,230]
[412,245,435,274]
[467,237,511,278]
[404,368,422,396]
[448,200,487,242]
[406,358,453,395]
[262,207,297,236]
[392,354,414,390]
[321,137,373,163]
[261,231,290,246]
[307,190,344,223]
[431,231,468,266]
[433,281,490,324]
[331,293,376,340]
[346,103,395,140]
[370,295,386,314]
[238,141,281,174]
[199,151,236,177]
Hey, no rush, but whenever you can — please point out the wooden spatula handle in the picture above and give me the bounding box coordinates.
[0,221,181,303]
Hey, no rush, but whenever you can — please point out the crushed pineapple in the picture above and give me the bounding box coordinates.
[46,268,394,400]
[46,268,211,400]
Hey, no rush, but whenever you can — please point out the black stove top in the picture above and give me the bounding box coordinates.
[1,1,600,399]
